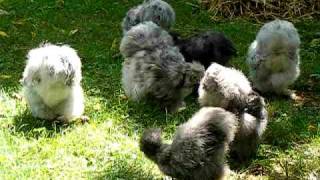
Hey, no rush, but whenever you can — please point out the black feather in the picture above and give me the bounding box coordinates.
[170,31,237,68]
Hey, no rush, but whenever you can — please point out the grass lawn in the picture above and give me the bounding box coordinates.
[0,0,319,179]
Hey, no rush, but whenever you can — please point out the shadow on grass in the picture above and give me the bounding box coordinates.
[262,85,319,143]
[11,109,69,139]
[123,95,200,134]
[93,162,159,180]
[264,106,318,145]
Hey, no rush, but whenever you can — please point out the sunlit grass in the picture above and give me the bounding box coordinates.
[0,0,319,179]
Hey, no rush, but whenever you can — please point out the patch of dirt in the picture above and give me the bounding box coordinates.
[248,164,268,176]
[293,91,320,108]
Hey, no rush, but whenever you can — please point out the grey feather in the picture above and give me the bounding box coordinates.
[122,0,175,34]
[140,107,239,180]
[247,19,300,98]
[120,22,204,112]
[198,63,268,162]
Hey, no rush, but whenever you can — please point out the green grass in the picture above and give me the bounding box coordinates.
[0,0,320,179]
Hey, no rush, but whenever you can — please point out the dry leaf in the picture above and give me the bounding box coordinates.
[308,124,317,132]
[56,0,65,8]
[0,31,8,37]
[93,103,101,110]
[0,75,11,79]
[12,93,23,101]
[119,94,128,100]
[13,20,25,25]
[69,29,78,36]
[110,38,119,51]
[0,9,9,16]
[31,32,36,39]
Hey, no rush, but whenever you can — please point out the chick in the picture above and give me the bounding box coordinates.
[140,107,239,180]
[120,21,204,112]
[247,19,301,99]
[231,93,268,162]
[170,31,237,68]
[198,63,268,162]
[198,63,253,111]
[21,43,84,122]
[122,0,175,34]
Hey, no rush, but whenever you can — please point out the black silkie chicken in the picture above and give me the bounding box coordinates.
[140,107,239,180]
[170,31,237,68]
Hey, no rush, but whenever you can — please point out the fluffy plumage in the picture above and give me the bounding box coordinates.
[170,31,237,68]
[198,63,253,110]
[122,0,175,34]
[120,21,205,112]
[22,43,84,122]
[198,63,268,161]
[140,107,239,180]
[231,93,268,161]
[247,19,301,99]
